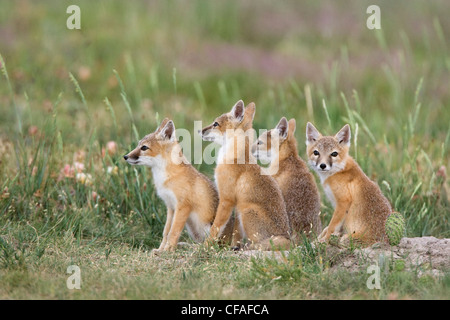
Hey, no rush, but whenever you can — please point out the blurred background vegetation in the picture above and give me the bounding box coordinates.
[0,0,449,300]
[0,0,449,250]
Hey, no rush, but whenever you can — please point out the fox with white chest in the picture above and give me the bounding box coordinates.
[200,100,291,250]
[124,118,233,253]
[306,122,391,245]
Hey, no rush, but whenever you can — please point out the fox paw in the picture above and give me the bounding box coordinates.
[151,248,163,256]
[318,235,330,244]
[318,227,328,240]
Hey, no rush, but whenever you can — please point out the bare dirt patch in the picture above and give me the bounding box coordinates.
[232,237,450,277]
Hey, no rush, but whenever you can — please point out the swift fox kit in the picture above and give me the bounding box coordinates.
[124,118,232,252]
[200,100,291,250]
[252,117,322,240]
[306,122,391,245]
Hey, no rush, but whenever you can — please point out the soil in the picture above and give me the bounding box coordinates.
[232,237,450,277]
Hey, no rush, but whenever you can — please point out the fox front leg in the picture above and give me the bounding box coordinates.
[151,208,174,256]
[164,205,192,251]
[318,226,328,241]
[159,208,174,249]
[319,202,350,243]
[209,199,235,241]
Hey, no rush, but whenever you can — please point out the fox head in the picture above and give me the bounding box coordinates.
[124,118,183,167]
[252,117,297,164]
[306,122,351,178]
[199,100,256,145]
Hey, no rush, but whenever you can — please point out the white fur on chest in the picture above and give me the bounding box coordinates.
[217,143,227,165]
[150,155,177,210]
[217,135,238,164]
[214,141,231,185]
[214,146,223,187]
[323,183,336,208]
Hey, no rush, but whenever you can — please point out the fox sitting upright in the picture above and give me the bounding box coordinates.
[252,117,322,241]
[200,100,291,250]
[306,122,391,245]
[124,118,232,253]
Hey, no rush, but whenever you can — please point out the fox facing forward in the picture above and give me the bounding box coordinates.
[124,118,233,253]
[200,100,291,250]
[306,122,391,245]
[252,117,322,241]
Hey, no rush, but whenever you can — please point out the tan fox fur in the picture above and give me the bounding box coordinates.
[252,117,322,241]
[306,122,391,245]
[200,100,291,250]
[124,118,233,253]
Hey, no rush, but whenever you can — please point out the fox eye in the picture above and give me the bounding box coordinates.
[331,151,338,157]
[140,145,149,151]
[213,122,219,127]
[313,150,319,156]
[257,140,263,145]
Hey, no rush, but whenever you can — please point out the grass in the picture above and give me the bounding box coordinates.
[0,0,449,299]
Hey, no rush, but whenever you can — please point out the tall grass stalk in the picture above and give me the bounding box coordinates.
[0,54,22,134]
[69,72,88,112]
[114,69,139,141]
[321,99,332,130]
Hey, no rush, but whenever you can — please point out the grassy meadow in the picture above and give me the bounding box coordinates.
[0,0,449,299]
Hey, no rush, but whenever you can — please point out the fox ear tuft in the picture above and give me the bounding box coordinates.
[231,100,245,122]
[244,102,256,121]
[288,118,296,136]
[156,118,170,134]
[161,120,176,141]
[335,124,351,146]
[276,117,288,140]
[306,122,320,145]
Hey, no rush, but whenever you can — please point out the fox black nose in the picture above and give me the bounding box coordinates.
[123,155,129,160]
[320,163,326,170]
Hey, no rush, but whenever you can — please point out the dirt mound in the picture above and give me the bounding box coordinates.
[234,237,450,277]
[329,237,450,276]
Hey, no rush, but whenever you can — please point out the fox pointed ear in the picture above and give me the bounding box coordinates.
[276,117,289,140]
[231,100,245,123]
[244,102,256,121]
[306,122,321,145]
[288,118,296,136]
[335,124,351,146]
[160,120,176,142]
[156,118,170,134]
